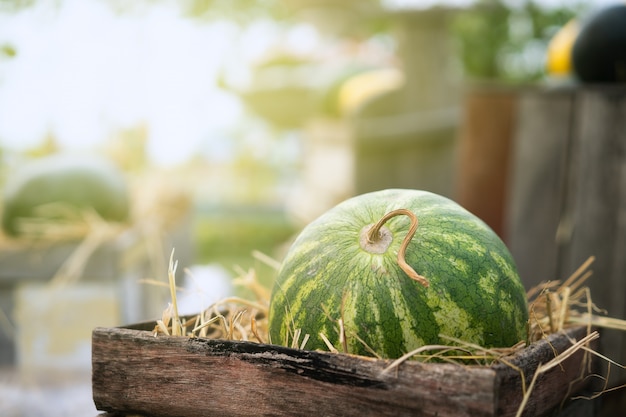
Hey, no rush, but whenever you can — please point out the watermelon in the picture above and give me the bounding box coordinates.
[571,4,626,83]
[1,154,130,236]
[268,189,528,359]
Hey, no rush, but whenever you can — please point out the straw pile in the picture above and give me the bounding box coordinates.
[153,250,271,343]
[154,252,626,416]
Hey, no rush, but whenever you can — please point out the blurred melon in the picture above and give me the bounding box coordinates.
[572,3,626,83]
[336,68,404,116]
[1,154,130,237]
[238,54,322,129]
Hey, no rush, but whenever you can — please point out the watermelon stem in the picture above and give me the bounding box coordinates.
[366,209,429,288]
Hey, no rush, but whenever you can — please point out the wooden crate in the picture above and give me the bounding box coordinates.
[92,323,597,417]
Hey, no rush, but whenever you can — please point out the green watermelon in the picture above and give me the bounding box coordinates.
[268,189,528,359]
[571,4,626,83]
[1,154,130,236]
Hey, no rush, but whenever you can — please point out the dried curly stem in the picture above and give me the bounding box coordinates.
[367,208,429,287]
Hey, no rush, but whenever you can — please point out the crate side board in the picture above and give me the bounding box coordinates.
[92,325,595,417]
[494,325,596,417]
[92,327,497,417]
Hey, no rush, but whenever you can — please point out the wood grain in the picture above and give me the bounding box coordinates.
[506,86,576,286]
[92,325,594,417]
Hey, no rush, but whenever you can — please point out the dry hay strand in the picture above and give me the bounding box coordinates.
[525,255,613,342]
[523,255,626,408]
[154,295,269,343]
[152,249,270,343]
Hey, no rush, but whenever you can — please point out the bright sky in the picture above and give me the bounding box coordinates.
[0,0,320,166]
[0,0,619,166]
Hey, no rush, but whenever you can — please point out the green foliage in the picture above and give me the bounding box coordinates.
[451,0,582,81]
[452,1,511,80]
[181,0,287,22]
[0,0,36,12]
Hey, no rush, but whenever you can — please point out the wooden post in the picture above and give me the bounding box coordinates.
[506,87,575,285]
[506,85,626,411]
[455,84,520,239]
[560,88,626,398]
[351,7,461,198]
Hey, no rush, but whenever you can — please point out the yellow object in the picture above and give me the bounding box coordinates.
[338,68,404,115]
[546,19,579,76]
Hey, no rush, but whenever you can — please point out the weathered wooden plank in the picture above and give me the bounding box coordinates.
[493,329,594,417]
[506,87,576,288]
[92,325,593,417]
[93,327,494,417]
[560,87,626,392]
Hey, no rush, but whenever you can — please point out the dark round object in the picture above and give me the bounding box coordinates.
[572,4,626,83]
[1,154,130,236]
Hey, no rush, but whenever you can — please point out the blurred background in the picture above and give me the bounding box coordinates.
[0,0,623,415]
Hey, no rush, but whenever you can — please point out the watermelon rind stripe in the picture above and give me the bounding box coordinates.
[268,189,529,359]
